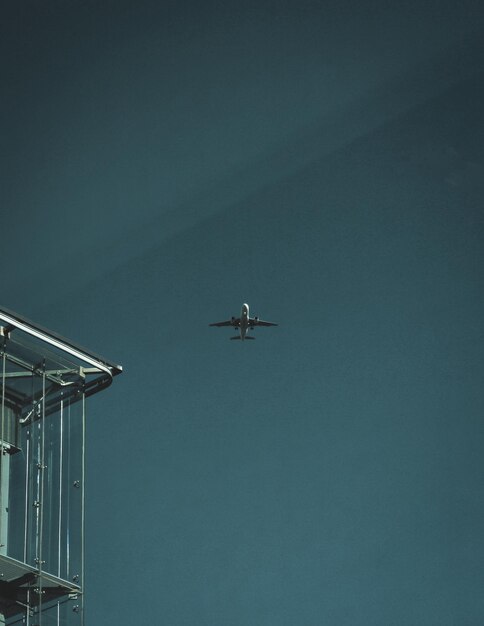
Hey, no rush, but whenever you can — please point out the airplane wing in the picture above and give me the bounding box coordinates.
[249,318,278,327]
[209,318,240,327]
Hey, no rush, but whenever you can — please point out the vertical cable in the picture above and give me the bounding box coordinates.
[24,371,34,566]
[66,401,70,578]
[37,364,46,626]
[0,347,5,555]
[26,587,31,626]
[24,433,30,563]
[35,416,40,563]
[81,390,86,626]
[0,344,5,626]
[58,396,63,578]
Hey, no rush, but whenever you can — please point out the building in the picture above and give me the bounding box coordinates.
[0,307,122,625]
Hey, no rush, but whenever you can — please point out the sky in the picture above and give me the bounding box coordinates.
[2,1,484,624]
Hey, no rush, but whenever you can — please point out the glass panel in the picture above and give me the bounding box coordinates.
[63,396,84,586]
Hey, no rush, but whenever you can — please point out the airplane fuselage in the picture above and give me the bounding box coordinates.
[239,303,250,340]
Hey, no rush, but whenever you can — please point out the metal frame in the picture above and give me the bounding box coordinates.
[0,307,122,401]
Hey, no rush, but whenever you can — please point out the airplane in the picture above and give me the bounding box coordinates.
[210,303,277,341]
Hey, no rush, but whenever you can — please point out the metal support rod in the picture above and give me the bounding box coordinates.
[0,349,7,624]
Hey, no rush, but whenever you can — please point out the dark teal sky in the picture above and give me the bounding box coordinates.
[2,2,484,624]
